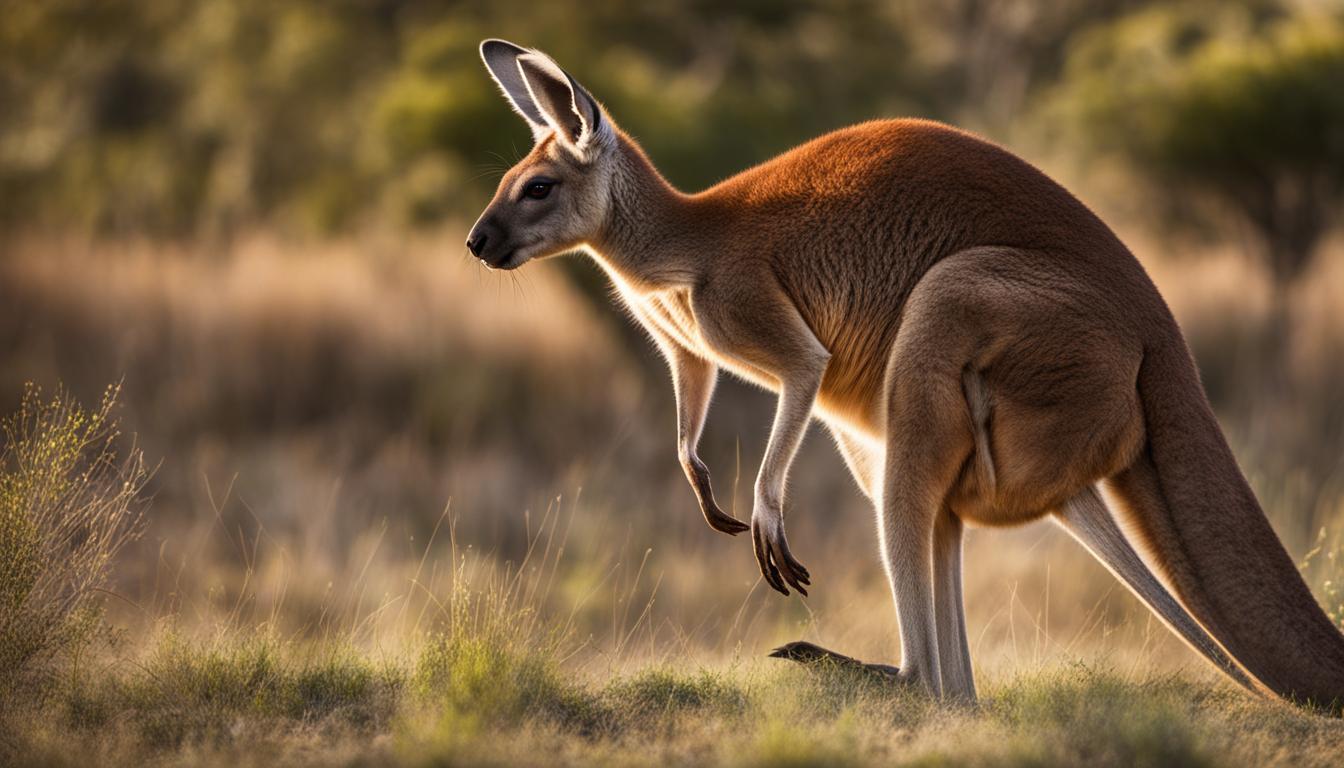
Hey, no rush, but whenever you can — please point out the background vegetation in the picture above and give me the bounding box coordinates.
[2,0,1344,765]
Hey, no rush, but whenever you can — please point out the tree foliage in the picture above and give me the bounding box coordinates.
[5,0,1339,248]
[0,0,930,235]
[1055,3,1344,282]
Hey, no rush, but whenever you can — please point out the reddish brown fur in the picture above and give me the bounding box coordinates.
[470,41,1344,707]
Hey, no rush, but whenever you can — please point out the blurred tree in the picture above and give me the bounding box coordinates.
[1052,3,1344,375]
[3,0,1339,263]
[0,0,399,236]
[895,0,1161,131]
[1,0,930,237]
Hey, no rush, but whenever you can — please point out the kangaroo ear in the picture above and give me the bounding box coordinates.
[515,50,612,160]
[480,39,550,141]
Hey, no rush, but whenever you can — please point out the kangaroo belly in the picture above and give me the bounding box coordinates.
[814,357,886,438]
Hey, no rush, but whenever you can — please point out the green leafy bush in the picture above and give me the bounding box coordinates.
[1054,6,1344,285]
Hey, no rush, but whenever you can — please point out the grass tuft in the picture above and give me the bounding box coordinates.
[53,631,403,752]
[414,633,608,737]
[985,666,1218,766]
[604,667,748,727]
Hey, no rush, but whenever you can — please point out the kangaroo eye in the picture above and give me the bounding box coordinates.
[522,180,554,200]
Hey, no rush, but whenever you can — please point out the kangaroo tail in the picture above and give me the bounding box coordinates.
[1057,486,1254,691]
[1108,334,1344,708]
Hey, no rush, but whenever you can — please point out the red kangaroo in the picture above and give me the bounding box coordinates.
[466,39,1344,708]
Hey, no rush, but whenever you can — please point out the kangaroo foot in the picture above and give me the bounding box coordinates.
[768,641,899,678]
[701,498,750,535]
[683,456,750,535]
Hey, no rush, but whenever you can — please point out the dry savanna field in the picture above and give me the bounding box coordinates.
[7,2,1344,765]
[2,225,1344,766]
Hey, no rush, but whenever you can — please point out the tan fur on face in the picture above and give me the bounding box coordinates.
[471,133,614,269]
[473,42,1344,710]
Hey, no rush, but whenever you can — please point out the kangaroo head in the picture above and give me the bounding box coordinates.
[466,40,617,270]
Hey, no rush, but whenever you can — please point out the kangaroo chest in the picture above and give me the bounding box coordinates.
[639,289,704,354]
[587,256,752,376]
[626,287,781,393]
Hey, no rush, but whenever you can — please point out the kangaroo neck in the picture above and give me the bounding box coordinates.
[587,132,719,293]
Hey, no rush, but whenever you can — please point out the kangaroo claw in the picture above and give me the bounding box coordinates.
[752,511,810,596]
[684,456,748,536]
[703,502,750,535]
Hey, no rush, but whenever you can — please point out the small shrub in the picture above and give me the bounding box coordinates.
[0,384,146,698]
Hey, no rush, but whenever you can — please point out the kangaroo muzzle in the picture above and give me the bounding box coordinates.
[465,218,517,269]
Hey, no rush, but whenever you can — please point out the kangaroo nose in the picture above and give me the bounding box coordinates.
[466,232,488,257]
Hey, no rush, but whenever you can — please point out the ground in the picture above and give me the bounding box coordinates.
[9,633,1344,767]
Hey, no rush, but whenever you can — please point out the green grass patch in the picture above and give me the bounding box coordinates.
[50,632,404,751]
[6,641,1344,767]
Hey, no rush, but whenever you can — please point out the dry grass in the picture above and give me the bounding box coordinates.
[3,493,1342,767]
[0,383,145,700]
[1,230,1343,764]
[3,511,1342,767]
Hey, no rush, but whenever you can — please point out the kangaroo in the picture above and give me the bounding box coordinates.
[466,39,1344,708]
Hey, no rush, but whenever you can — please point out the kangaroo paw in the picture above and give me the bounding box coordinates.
[752,510,811,596]
[769,641,900,678]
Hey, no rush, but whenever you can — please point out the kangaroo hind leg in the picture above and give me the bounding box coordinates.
[880,306,983,696]
[933,509,975,701]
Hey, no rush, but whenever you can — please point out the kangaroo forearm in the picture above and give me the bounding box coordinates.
[670,348,715,458]
[754,375,822,510]
[655,334,749,535]
[749,361,825,595]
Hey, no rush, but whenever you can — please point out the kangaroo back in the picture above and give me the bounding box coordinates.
[1110,331,1344,708]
